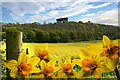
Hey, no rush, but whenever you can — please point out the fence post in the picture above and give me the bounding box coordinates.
[6,31,22,79]
[6,31,22,60]
[0,55,2,80]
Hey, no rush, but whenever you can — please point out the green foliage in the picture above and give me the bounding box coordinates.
[58,31,70,42]
[1,21,120,43]
[49,31,61,43]
[24,30,36,42]
[5,27,19,32]
[69,31,77,41]
[2,32,6,40]
[35,30,50,43]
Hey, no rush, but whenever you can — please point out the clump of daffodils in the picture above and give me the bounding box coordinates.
[87,35,120,70]
[56,56,77,78]
[3,52,40,78]
[34,43,53,61]
[31,59,60,78]
[3,37,120,79]
[73,49,111,79]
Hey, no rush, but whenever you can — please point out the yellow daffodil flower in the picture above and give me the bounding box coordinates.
[73,49,111,79]
[3,52,41,78]
[87,35,120,70]
[34,43,53,60]
[31,59,60,79]
[56,56,77,78]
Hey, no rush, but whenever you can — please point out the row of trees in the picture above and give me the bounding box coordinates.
[2,28,83,42]
[1,21,120,43]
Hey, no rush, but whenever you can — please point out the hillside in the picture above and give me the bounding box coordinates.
[1,21,120,43]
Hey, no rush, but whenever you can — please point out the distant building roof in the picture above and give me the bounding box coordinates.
[56,17,68,23]
[56,17,68,20]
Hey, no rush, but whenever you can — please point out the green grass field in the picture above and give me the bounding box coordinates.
[23,40,102,61]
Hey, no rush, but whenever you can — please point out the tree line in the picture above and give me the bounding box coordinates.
[1,21,120,43]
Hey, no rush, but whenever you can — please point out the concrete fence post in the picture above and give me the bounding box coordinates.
[6,31,22,60]
[6,31,22,79]
[0,55,2,80]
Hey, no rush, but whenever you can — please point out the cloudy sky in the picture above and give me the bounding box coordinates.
[1,0,119,26]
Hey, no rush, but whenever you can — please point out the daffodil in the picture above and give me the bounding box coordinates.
[87,35,120,70]
[73,49,111,79]
[3,52,41,78]
[31,59,60,79]
[56,56,77,78]
[34,43,53,60]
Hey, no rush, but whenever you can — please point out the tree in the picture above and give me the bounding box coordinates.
[58,31,70,42]
[24,30,36,42]
[49,31,61,43]
[35,30,50,43]
[69,31,77,41]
